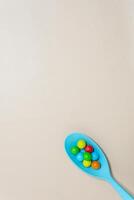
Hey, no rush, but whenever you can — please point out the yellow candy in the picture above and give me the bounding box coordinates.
[83,160,91,168]
[77,139,86,149]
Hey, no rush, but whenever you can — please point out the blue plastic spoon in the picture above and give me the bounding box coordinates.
[64,132,134,200]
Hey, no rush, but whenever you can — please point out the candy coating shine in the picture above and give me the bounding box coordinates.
[91,161,101,169]
[77,139,86,149]
[91,152,99,161]
[71,146,80,155]
[85,145,94,153]
[83,152,92,161]
[76,152,84,162]
[83,160,91,168]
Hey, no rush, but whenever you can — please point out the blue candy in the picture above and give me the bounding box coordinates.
[92,152,99,161]
[76,152,84,162]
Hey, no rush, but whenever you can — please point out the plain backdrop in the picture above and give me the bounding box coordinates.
[0,0,134,200]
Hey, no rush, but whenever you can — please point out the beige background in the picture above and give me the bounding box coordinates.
[0,0,134,200]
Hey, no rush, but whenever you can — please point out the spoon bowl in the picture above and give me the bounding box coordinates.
[65,132,111,181]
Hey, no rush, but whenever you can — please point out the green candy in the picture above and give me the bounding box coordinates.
[83,152,92,161]
[71,146,80,155]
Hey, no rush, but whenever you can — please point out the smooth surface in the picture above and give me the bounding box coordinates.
[0,0,134,200]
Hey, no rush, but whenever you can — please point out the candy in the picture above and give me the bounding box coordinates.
[91,161,101,170]
[76,152,84,162]
[77,139,86,149]
[85,145,94,153]
[70,140,101,170]
[83,160,91,168]
[91,152,99,161]
[83,152,92,161]
[71,146,80,155]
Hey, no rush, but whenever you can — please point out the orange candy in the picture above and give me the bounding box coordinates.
[91,161,101,170]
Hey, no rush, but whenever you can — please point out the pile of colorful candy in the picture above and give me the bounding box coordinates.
[70,139,101,169]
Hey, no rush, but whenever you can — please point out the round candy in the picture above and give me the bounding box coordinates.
[77,139,86,149]
[91,161,101,170]
[83,160,91,168]
[85,145,94,153]
[71,146,80,155]
[83,152,92,161]
[91,152,99,161]
[76,152,84,162]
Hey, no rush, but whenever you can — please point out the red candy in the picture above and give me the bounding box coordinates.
[85,145,94,153]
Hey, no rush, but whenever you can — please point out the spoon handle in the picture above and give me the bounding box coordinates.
[108,177,134,200]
